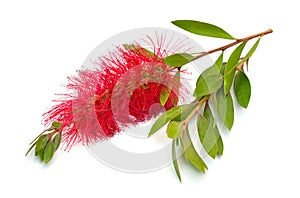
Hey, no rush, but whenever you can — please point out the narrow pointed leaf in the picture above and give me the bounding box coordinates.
[172,104,195,122]
[243,37,261,61]
[224,42,247,94]
[25,142,36,156]
[160,71,180,106]
[215,52,224,70]
[197,113,217,159]
[215,127,224,156]
[149,105,189,137]
[172,20,235,40]
[234,71,251,108]
[164,53,194,67]
[172,140,182,182]
[181,127,207,173]
[160,86,172,106]
[203,104,223,156]
[167,121,183,139]
[216,89,234,130]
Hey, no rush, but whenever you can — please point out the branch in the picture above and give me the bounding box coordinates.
[193,29,273,61]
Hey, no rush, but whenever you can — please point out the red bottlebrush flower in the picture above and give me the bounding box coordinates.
[43,35,190,150]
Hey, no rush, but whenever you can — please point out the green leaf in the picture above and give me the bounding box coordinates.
[172,20,235,40]
[215,127,224,156]
[196,64,220,86]
[25,142,36,156]
[52,121,62,130]
[123,44,155,57]
[234,71,251,108]
[216,89,234,130]
[194,73,223,98]
[215,52,224,70]
[36,150,44,161]
[43,141,55,163]
[181,127,207,173]
[160,86,172,106]
[172,140,182,182]
[52,132,62,151]
[167,121,183,139]
[172,104,195,122]
[243,37,261,61]
[148,105,188,137]
[203,104,223,156]
[224,42,247,95]
[35,135,49,153]
[160,71,180,106]
[197,114,218,159]
[220,62,227,76]
[164,53,194,67]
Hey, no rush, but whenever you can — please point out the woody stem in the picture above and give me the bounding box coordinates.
[192,29,273,61]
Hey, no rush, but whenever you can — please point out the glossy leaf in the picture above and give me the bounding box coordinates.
[149,105,189,137]
[234,71,251,108]
[172,20,235,40]
[216,89,234,130]
[224,42,247,94]
[181,127,207,173]
[172,140,182,182]
[164,53,194,67]
[194,73,223,98]
[35,135,49,153]
[52,132,62,151]
[215,52,224,70]
[243,38,261,62]
[167,121,183,139]
[43,141,55,163]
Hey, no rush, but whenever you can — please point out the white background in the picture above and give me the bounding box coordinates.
[1,0,299,197]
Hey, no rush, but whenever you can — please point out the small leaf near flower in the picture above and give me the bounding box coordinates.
[52,122,62,130]
[123,44,155,57]
[149,105,192,137]
[164,53,194,67]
